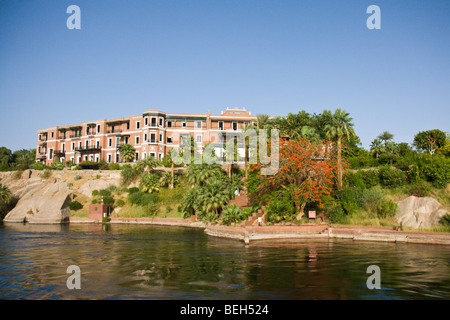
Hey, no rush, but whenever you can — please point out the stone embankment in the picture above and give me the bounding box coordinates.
[204,224,450,246]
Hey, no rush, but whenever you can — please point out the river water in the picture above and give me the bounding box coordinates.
[0,223,449,300]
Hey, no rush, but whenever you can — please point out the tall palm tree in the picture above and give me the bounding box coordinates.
[370,138,384,158]
[119,144,136,163]
[256,113,270,130]
[377,131,394,147]
[324,109,356,190]
[141,155,160,174]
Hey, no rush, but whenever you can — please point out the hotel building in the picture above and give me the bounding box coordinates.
[36,107,257,166]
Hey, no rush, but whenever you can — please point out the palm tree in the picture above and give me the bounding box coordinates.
[140,173,160,194]
[377,131,394,147]
[197,178,230,215]
[324,109,356,190]
[370,138,385,158]
[119,144,136,163]
[256,113,270,130]
[141,155,160,174]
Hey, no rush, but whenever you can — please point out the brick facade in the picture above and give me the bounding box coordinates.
[36,107,257,166]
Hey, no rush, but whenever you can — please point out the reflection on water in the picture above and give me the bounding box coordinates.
[0,223,449,300]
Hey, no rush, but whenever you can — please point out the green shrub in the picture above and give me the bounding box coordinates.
[145,203,158,217]
[128,191,159,206]
[50,160,64,170]
[344,171,366,189]
[12,170,23,180]
[221,204,243,225]
[405,182,430,197]
[265,193,296,223]
[42,169,52,179]
[98,160,109,170]
[69,201,83,211]
[128,187,140,194]
[99,189,111,197]
[0,196,19,220]
[102,195,114,206]
[203,212,219,223]
[378,166,407,188]
[440,214,450,226]
[361,187,385,213]
[102,216,111,223]
[74,174,81,181]
[109,163,120,170]
[92,189,99,196]
[361,170,379,188]
[116,199,125,207]
[335,186,363,215]
[330,205,346,224]
[32,162,50,170]
[91,199,98,204]
[377,199,398,218]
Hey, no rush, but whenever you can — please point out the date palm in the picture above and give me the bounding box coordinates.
[370,138,385,158]
[197,178,230,215]
[377,131,394,147]
[324,109,356,190]
[119,144,136,163]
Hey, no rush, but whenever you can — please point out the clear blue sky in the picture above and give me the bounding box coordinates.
[0,0,449,151]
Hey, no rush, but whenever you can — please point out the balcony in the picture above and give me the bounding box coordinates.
[69,134,81,139]
[54,150,65,157]
[75,145,102,153]
[107,129,123,134]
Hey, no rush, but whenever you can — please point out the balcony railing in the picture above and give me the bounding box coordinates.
[75,145,102,153]
[107,129,123,134]
[69,135,81,139]
[54,150,65,157]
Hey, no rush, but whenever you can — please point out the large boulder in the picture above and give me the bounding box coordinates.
[4,180,72,224]
[397,196,448,228]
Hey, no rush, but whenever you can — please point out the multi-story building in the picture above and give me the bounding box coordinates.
[36,107,257,166]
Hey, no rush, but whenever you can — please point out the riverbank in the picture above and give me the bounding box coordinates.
[69,217,450,246]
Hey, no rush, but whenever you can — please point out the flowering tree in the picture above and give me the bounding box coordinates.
[250,138,338,219]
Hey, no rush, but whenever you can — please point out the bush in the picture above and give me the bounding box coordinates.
[440,214,450,226]
[405,182,430,197]
[109,163,120,170]
[265,193,296,223]
[69,201,83,211]
[344,171,366,189]
[74,174,81,181]
[221,204,243,225]
[330,205,346,224]
[203,212,219,223]
[335,186,363,215]
[378,166,407,188]
[102,195,114,206]
[99,189,111,197]
[32,162,50,170]
[145,203,158,217]
[128,187,140,194]
[92,190,99,196]
[116,199,125,207]
[98,160,109,170]
[42,169,52,179]
[377,199,398,218]
[128,191,159,206]
[50,160,64,170]
[361,170,379,188]
[0,196,19,220]
[361,187,385,213]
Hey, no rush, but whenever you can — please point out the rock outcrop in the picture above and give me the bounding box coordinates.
[0,170,121,224]
[397,196,448,229]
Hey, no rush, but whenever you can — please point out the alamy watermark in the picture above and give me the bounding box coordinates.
[66,265,81,289]
[366,265,381,290]
[169,128,280,175]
